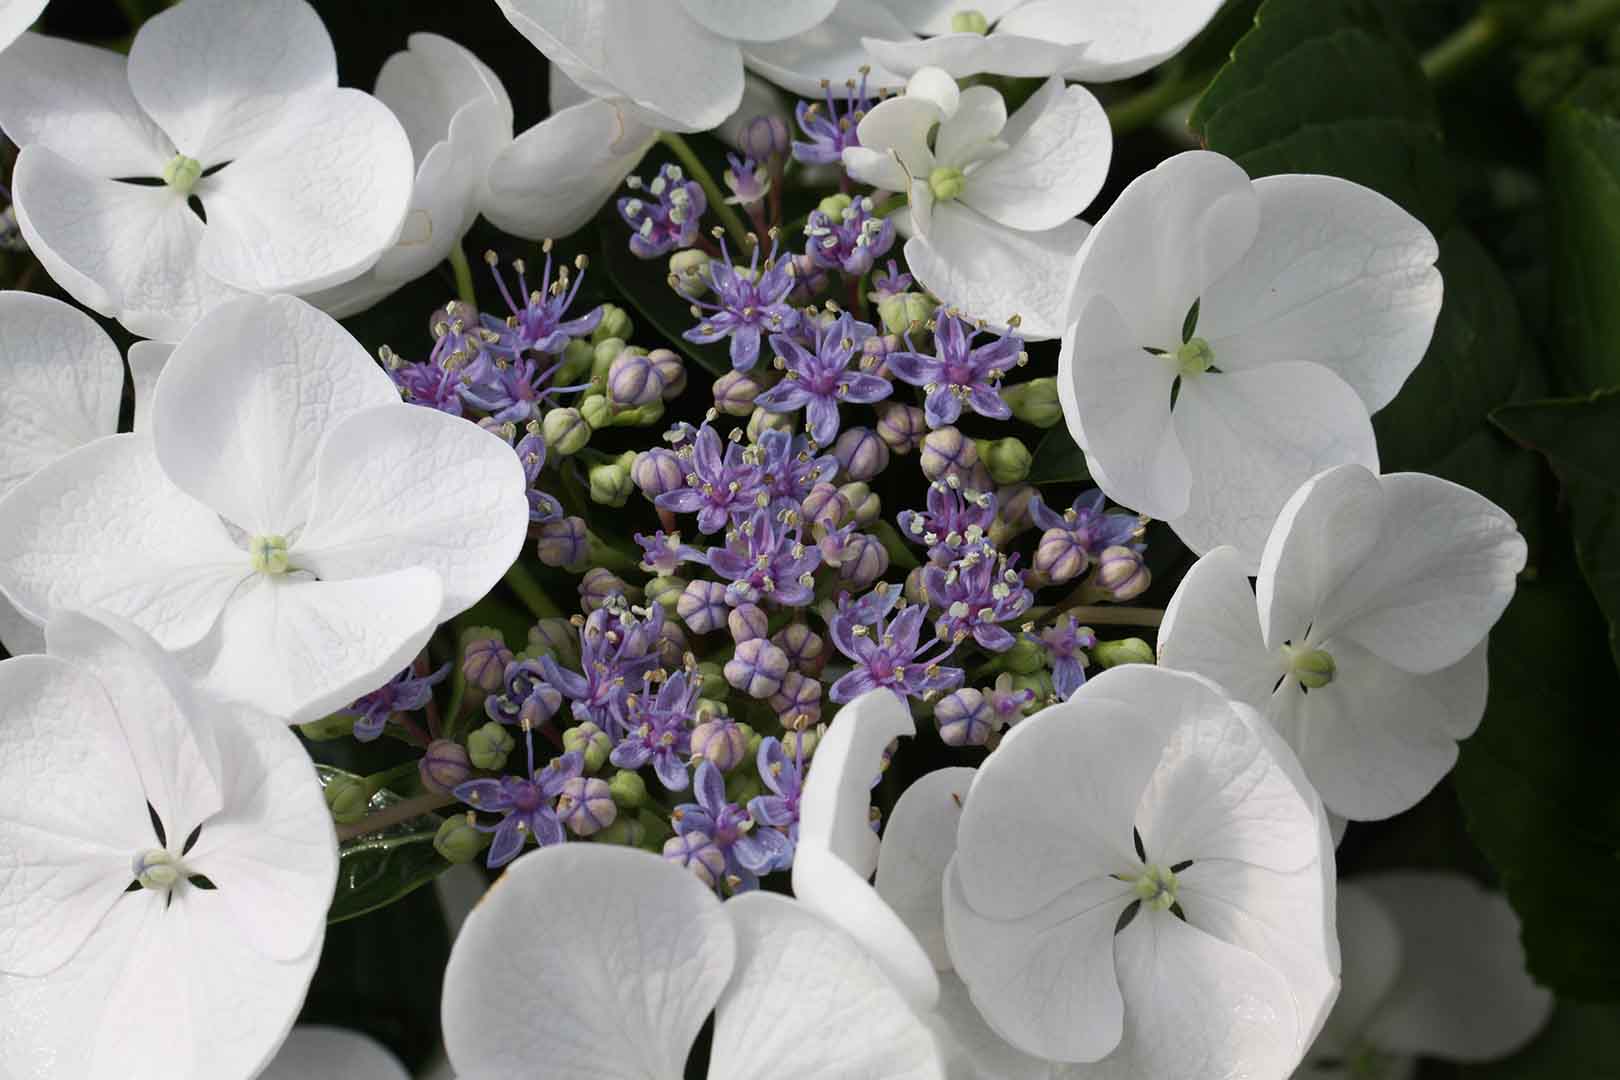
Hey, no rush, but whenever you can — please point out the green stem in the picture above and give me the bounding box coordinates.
[1105,71,1207,137]
[448,244,478,307]
[1048,602,1165,629]
[658,132,753,253]
[504,561,565,620]
[363,760,423,794]
[1421,11,1506,86]
[335,793,455,843]
[587,530,642,576]
[1532,0,1620,42]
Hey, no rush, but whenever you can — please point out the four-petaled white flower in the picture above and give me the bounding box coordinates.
[1299,873,1552,1080]
[0,294,530,724]
[943,665,1339,1078]
[439,843,945,1078]
[311,33,515,319]
[261,1026,409,1080]
[0,0,415,342]
[1158,463,1526,823]
[1057,151,1443,566]
[866,0,1227,83]
[0,609,336,1079]
[844,66,1110,339]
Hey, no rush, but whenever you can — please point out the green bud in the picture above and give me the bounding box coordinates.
[249,534,291,575]
[542,407,591,456]
[580,393,614,430]
[1132,863,1178,911]
[468,721,517,770]
[613,398,666,427]
[1002,378,1062,428]
[1001,637,1047,675]
[133,848,184,891]
[697,661,728,698]
[694,697,729,724]
[596,815,647,847]
[592,337,628,379]
[929,165,966,202]
[1281,643,1336,689]
[588,456,635,507]
[557,339,594,384]
[162,153,203,194]
[644,575,688,614]
[725,771,765,806]
[950,9,989,33]
[1093,637,1156,669]
[434,815,492,864]
[669,249,711,296]
[610,769,648,809]
[977,436,1032,485]
[839,481,880,526]
[1175,337,1215,376]
[878,292,934,336]
[1009,669,1054,705]
[817,193,854,218]
[592,304,633,344]
[747,404,795,441]
[562,721,612,773]
[299,712,358,741]
[324,775,374,824]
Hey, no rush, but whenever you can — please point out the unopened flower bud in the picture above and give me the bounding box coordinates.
[876,402,927,453]
[678,579,731,634]
[580,566,630,610]
[609,768,649,809]
[740,113,790,160]
[579,393,613,430]
[748,404,795,440]
[692,717,750,771]
[557,338,594,385]
[324,775,373,823]
[592,337,628,379]
[608,351,665,407]
[725,637,791,698]
[818,192,854,218]
[592,305,633,344]
[468,721,517,770]
[1035,528,1088,583]
[632,448,686,498]
[801,482,850,530]
[613,398,666,427]
[768,670,822,724]
[713,369,764,415]
[696,661,728,698]
[434,815,491,864]
[557,777,617,836]
[529,617,578,666]
[728,603,769,643]
[936,688,993,746]
[663,831,727,888]
[563,721,613,773]
[1002,377,1062,428]
[460,629,512,694]
[838,533,888,591]
[535,516,588,567]
[904,565,930,605]
[725,770,765,805]
[542,406,591,456]
[644,574,687,615]
[1008,669,1054,704]
[1001,637,1047,675]
[838,481,880,526]
[694,697,729,725]
[920,426,978,481]
[669,249,711,296]
[596,815,647,847]
[1093,637,1156,669]
[587,454,636,507]
[1093,545,1150,601]
[648,348,686,399]
[834,426,890,481]
[773,623,826,675]
[977,436,1031,485]
[951,9,989,33]
[878,291,933,336]
[420,740,473,795]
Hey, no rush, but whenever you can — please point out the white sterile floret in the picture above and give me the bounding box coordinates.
[0,0,415,342]
[0,0,47,53]
[1158,463,1527,822]
[1057,151,1444,567]
[0,610,336,1080]
[866,0,1227,82]
[943,665,1339,1078]
[843,66,1110,338]
[1298,873,1552,1079]
[438,844,945,1079]
[492,0,907,134]
[311,34,515,318]
[0,294,530,724]
[261,1026,410,1080]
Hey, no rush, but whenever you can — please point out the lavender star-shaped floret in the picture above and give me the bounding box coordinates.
[805,194,895,276]
[483,657,563,728]
[828,590,963,704]
[868,260,913,302]
[703,508,821,609]
[755,428,839,518]
[1029,488,1144,578]
[540,602,664,735]
[619,163,706,259]
[755,311,892,446]
[1037,616,1098,700]
[455,734,584,868]
[747,735,804,869]
[793,70,874,166]
[655,424,770,533]
[887,309,1025,429]
[481,246,604,357]
[342,661,450,743]
[897,480,998,565]
[611,669,700,791]
[386,352,465,416]
[924,551,1034,653]
[513,427,563,524]
[681,234,799,372]
[635,530,706,576]
[674,760,788,893]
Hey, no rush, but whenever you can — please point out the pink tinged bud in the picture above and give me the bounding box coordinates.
[420,739,473,794]
[536,516,588,567]
[729,603,769,643]
[834,426,890,481]
[1095,545,1151,601]
[692,718,749,771]
[773,623,827,675]
[461,635,512,694]
[558,777,617,837]
[1035,528,1088,583]
[725,638,790,699]
[838,534,889,592]
[713,369,765,415]
[935,688,993,746]
[580,567,630,612]
[919,427,978,481]
[768,670,822,723]
[740,114,790,159]
[658,620,689,669]
[632,448,686,498]
[801,482,851,530]
[876,403,928,453]
[608,351,665,407]
[664,830,727,888]
[678,579,731,634]
[648,348,686,399]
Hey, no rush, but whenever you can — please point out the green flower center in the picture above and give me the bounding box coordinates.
[1175,337,1215,376]
[133,848,185,891]
[161,153,203,195]
[1131,863,1179,911]
[1281,642,1336,689]
[250,534,291,575]
[951,9,990,34]
[929,166,967,202]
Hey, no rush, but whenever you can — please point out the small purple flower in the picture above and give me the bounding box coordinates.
[828,591,963,704]
[655,424,769,534]
[793,70,874,166]
[342,662,450,743]
[619,163,706,259]
[612,670,700,791]
[704,508,822,608]
[756,312,892,446]
[887,310,1024,429]
[1039,616,1097,700]
[925,553,1035,653]
[482,248,603,357]
[511,427,563,524]
[681,234,800,372]
[755,428,839,517]
[540,602,665,735]
[723,153,771,206]
[805,194,894,275]
[674,761,789,892]
[935,687,994,747]
[986,672,1037,726]
[1029,488,1143,579]
[387,354,465,416]
[635,530,705,575]
[868,260,913,302]
[898,481,998,565]
[455,738,583,869]
[748,735,804,868]
[458,354,575,424]
[484,657,563,728]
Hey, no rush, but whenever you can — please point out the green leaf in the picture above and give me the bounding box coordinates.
[1453,582,1620,1001]
[1372,228,1545,547]
[1494,389,1620,668]
[1025,425,1090,486]
[1191,0,1455,230]
[1547,77,1620,392]
[317,765,452,925]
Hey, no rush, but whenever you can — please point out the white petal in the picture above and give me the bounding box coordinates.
[1358,872,1553,1062]
[0,595,45,655]
[151,295,398,537]
[483,98,658,242]
[1012,0,1226,83]
[710,891,944,1080]
[743,0,911,96]
[0,0,47,51]
[791,844,940,1009]
[1133,672,1323,873]
[961,78,1108,231]
[908,66,962,117]
[0,653,147,977]
[0,291,123,497]
[796,687,915,880]
[680,0,839,43]
[1169,364,1380,571]
[1310,881,1402,1061]
[1274,639,1486,821]
[182,702,337,962]
[929,971,1057,1080]
[127,341,172,434]
[181,570,443,725]
[0,433,248,649]
[852,95,940,181]
[875,765,976,970]
[293,404,529,619]
[1083,911,1303,1079]
[262,1027,409,1080]
[1320,472,1526,673]
[1065,150,1259,347]
[943,858,1133,1063]
[441,845,734,1080]
[195,89,414,294]
[881,0,1023,35]
[905,208,1088,340]
[1158,545,1283,709]
[11,146,248,342]
[126,0,337,162]
[1057,293,1186,519]
[375,33,507,167]
[934,85,1007,168]
[863,31,1091,81]
[1200,175,1442,413]
[0,32,169,176]
[494,0,743,133]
